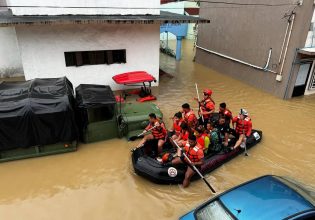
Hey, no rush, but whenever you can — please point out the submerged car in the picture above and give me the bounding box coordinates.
[180,175,315,220]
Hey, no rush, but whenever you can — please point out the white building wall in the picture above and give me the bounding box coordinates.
[7,0,160,15]
[15,23,160,90]
[0,27,23,77]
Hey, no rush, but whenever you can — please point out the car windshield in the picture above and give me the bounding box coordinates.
[195,200,234,220]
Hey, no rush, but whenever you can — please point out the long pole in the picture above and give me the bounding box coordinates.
[195,83,204,123]
[171,139,216,193]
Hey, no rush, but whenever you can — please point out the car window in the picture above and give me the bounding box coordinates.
[195,200,234,220]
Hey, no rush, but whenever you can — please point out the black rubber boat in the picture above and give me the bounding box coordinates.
[132,129,262,184]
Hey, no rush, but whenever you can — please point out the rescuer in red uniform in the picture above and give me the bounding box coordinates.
[137,113,167,154]
[195,89,215,127]
[171,134,204,188]
[231,109,252,150]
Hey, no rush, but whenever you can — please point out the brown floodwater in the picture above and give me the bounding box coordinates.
[1,40,315,219]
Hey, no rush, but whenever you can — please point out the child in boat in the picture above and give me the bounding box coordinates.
[169,112,184,140]
[194,125,210,153]
[206,122,222,153]
[215,116,231,148]
[173,122,192,147]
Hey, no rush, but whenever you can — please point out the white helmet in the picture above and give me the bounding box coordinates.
[239,108,248,116]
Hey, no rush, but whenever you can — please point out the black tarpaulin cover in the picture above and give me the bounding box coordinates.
[75,84,116,109]
[75,84,116,141]
[0,77,78,150]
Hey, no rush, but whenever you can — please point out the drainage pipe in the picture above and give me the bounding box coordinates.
[279,13,296,77]
[196,45,276,74]
[278,21,290,64]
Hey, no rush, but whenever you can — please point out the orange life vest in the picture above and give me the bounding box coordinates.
[200,98,215,119]
[146,120,167,140]
[219,108,232,120]
[184,110,197,128]
[233,116,252,137]
[184,142,204,163]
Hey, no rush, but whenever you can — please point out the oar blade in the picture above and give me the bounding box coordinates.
[203,178,216,194]
[128,136,139,141]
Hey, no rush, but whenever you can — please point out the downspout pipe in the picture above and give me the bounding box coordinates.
[283,48,298,99]
[278,13,296,80]
[196,45,276,74]
[278,21,290,64]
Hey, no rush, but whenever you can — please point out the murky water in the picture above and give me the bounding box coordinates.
[1,40,315,219]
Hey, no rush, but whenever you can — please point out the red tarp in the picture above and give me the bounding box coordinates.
[112,71,156,85]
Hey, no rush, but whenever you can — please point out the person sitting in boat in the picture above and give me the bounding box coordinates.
[215,116,231,148]
[206,122,222,153]
[231,109,252,151]
[137,113,167,154]
[171,134,204,188]
[169,112,184,140]
[194,89,215,127]
[195,125,210,153]
[181,103,198,129]
[173,122,192,147]
[219,102,233,126]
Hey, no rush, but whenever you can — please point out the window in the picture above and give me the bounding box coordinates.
[64,49,126,67]
[87,105,116,123]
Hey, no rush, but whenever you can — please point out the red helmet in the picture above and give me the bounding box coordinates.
[203,89,212,96]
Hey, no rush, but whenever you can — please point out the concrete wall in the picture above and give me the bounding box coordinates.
[0,27,23,77]
[15,23,160,90]
[196,0,314,98]
[7,0,160,15]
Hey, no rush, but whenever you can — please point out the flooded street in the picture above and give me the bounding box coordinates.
[1,40,315,219]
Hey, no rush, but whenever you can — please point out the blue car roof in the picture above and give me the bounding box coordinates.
[219,176,315,219]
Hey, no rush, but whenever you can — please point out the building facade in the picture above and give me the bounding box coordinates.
[0,0,206,89]
[196,0,315,99]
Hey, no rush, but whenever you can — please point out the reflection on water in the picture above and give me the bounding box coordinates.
[0,40,315,219]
